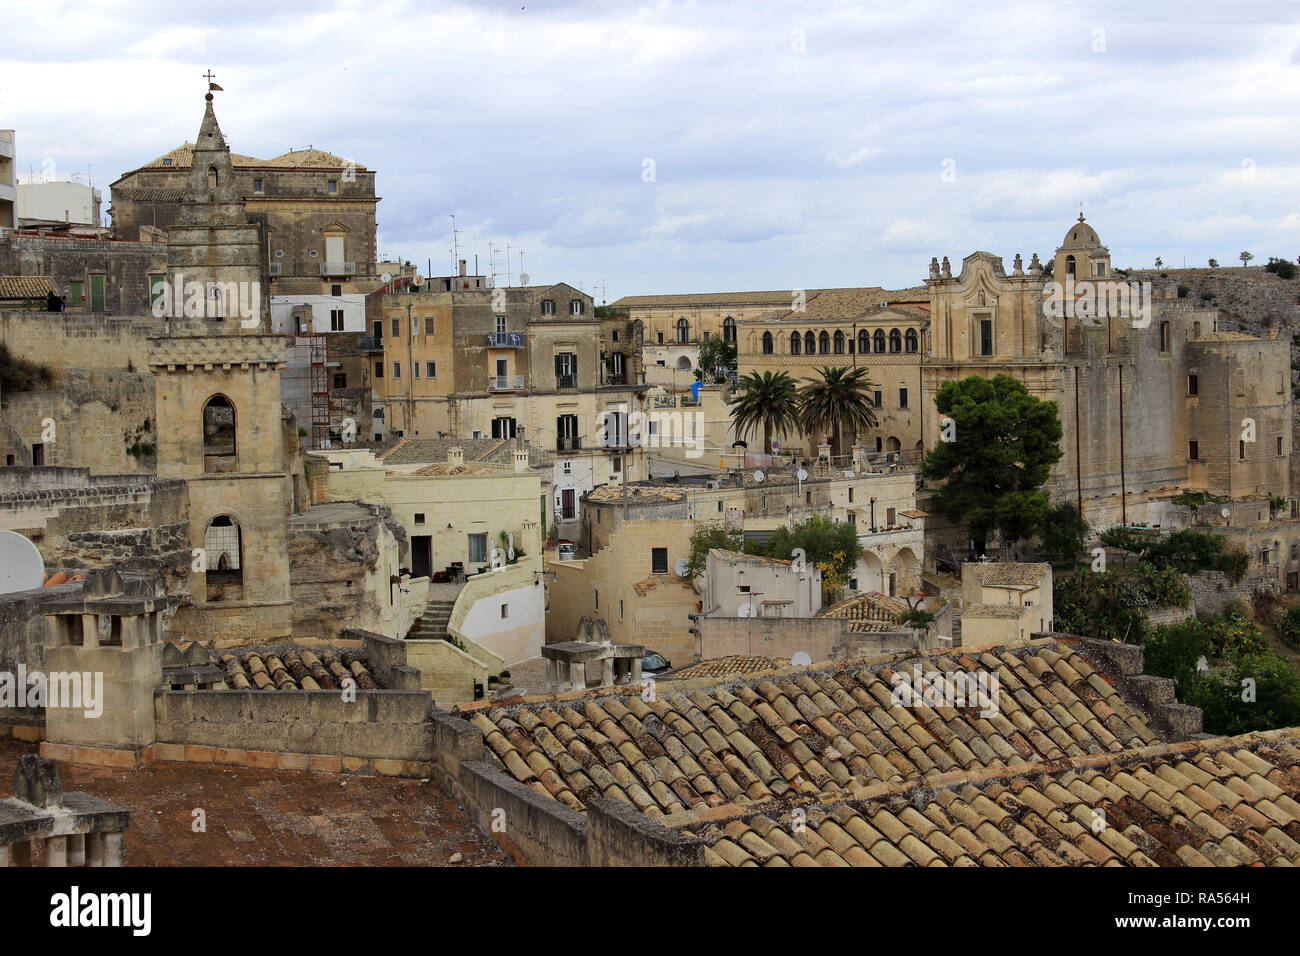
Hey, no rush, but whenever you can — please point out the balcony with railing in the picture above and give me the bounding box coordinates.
[360,336,384,352]
[485,331,526,348]
[557,436,582,452]
[556,373,578,390]
[489,375,524,391]
[319,261,357,276]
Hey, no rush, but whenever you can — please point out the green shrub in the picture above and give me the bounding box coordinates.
[1183,653,1300,735]
[1278,606,1300,649]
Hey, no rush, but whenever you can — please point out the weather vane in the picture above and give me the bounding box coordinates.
[204,70,223,94]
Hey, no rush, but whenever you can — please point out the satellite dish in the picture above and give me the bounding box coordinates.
[519,272,530,286]
[1220,507,1231,519]
[791,651,812,667]
[738,602,756,618]
[796,469,808,481]
[0,530,45,595]
[381,272,392,283]
[753,470,765,483]
[674,558,690,577]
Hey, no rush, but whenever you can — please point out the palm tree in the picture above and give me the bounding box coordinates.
[798,366,878,459]
[729,371,800,454]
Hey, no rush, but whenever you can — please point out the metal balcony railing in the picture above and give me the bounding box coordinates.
[557,436,582,452]
[319,261,357,276]
[485,331,525,347]
[360,336,384,351]
[268,262,282,276]
[489,375,524,391]
[556,374,578,390]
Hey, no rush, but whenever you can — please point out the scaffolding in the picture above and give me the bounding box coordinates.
[308,334,329,449]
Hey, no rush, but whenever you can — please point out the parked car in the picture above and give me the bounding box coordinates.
[642,650,672,674]
[557,541,576,561]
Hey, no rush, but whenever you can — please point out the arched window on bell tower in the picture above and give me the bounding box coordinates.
[203,395,237,473]
[207,165,219,190]
[204,515,243,602]
[1066,254,1076,277]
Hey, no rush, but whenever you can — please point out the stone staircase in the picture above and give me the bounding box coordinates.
[408,599,455,640]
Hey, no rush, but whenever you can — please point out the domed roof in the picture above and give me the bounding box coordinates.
[1060,213,1102,251]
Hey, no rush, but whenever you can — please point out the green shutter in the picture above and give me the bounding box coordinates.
[90,274,106,311]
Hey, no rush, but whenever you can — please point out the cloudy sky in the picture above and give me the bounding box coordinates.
[4,0,1298,298]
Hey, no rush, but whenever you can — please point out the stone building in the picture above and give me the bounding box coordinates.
[148,91,293,642]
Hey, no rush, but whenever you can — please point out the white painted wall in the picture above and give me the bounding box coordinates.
[271,293,366,334]
[458,580,545,664]
[18,181,100,225]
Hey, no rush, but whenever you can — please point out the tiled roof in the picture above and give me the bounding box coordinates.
[379,436,551,469]
[612,285,931,311]
[762,289,932,323]
[265,148,354,169]
[709,548,792,568]
[139,143,265,169]
[461,642,1163,818]
[899,509,928,519]
[632,573,692,596]
[817,592,910,632]
[0,275,55,298]
[219,648,379,690]
[411,462,499,477]
[685,730,1300,866]
[586,484,686,503]
[965,604,1030,619]
[967,562,1051,587]
[665,656,783,681]
[109,185,187,202]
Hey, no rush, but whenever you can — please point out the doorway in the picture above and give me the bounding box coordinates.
[412,535,432,579]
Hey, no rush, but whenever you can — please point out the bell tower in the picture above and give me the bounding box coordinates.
[148,83,292,643]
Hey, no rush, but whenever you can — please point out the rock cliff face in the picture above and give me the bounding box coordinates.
[1128,266,1300,341]
[287,503,408,642]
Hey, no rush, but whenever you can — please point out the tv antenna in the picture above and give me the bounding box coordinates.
[449,214,461,276]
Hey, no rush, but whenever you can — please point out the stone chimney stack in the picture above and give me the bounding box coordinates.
[448,446,464,466]
[513,449,529,472]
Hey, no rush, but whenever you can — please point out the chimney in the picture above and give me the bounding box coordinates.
[851,444,867,473]
[514,449,529,472]
[459,259,467,277]
[448,447,464,466]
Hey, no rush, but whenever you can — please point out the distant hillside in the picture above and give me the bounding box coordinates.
[1122,265,1300,339]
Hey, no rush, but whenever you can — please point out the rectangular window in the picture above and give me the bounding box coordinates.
[331,284,342,297]
[414,513,425,525]
[848,511,856,525]
[595,589,599,610]
[657,331,664,344]
[89,274,106,311]
[557,414,580,451]
[1189,440,1199,460]
[652,548,668,574]
[541,299,555,316]
[491,417,516,439]
[30,444,44,466]
[333,373,346,389]
[612,330,620,342]
[374,361,383,378]
[424,317,436,335]
[501,604,509,619]
[1159,321,1170,352]
[717,501,723,512]
[887,507,896,525]
[899,387,908,409]
[253,178,264,192]
[413,362,420,379]
[69,279,83,305]
[848,487,854,503]
[979,319,993,356]
[619,600,623,620]
[570,299,584,315]
[496,315,507,334]
[391,317,401,337]
[1278,436,1285,456]
[612,455,622,474]
[425,361,436,378]
[1239,440,1246,461]
[1188,374,1198,396]
[326,236,344,262]
[874,389,882,409]
[327,180,337,194]
[467,533,488,564]
[392,362,401,379]
[330,308,345,331]
[555,352,578,388]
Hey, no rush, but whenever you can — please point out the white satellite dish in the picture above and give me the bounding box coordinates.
[1220,507,1231,519]
[753,470,765,482]
[738,602,756,618]
[791,651,812,667]
[0,530,45,595]
[381,272,392,283]
[519,272,530,286]
[674,558,690,577]
[796,469,808,481]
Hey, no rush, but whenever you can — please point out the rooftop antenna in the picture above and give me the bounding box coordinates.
[518,249,526,285]
[450,214,461,276]
[506,243,513,287]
